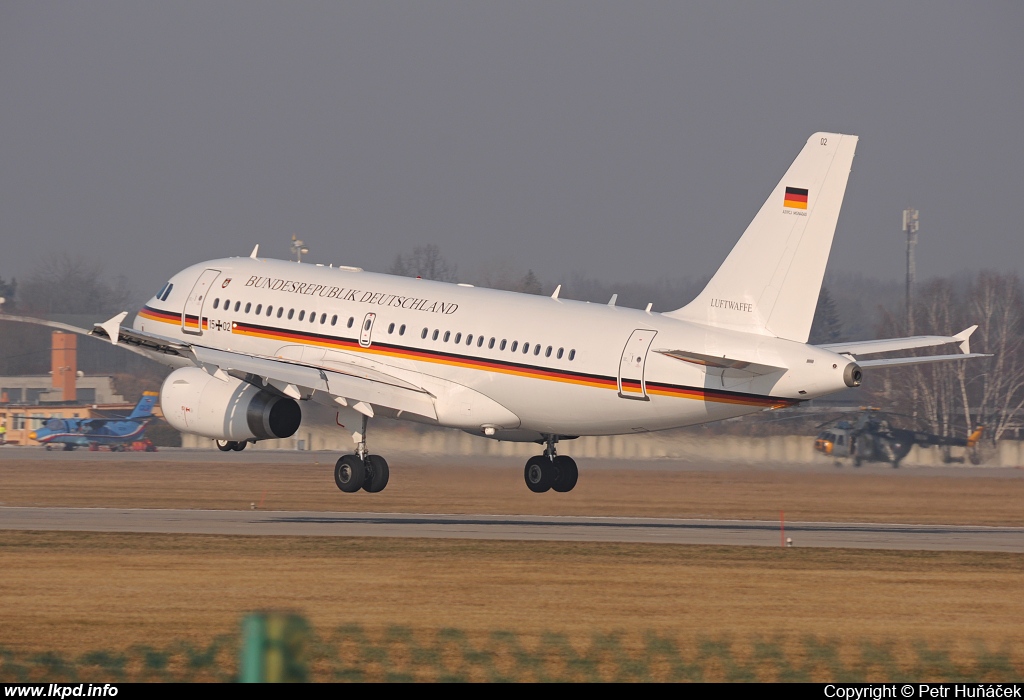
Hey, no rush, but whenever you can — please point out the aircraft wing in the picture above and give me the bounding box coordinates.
[93,315,438,421]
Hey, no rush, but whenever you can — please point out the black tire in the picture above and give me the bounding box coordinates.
[63,443,74,452]
[335,454,367,493]
[551,455,578,493]
[216,439,234,452]
[231,441,247,451]
[524,455,552,493]
[363,455,390,493]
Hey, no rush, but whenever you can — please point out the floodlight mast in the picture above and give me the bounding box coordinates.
[290,234,309,263]
[902,208,919,335]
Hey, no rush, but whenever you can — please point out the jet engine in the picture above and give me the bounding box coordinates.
[160,367,301,442]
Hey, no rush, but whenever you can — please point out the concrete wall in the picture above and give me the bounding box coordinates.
[181,425,1022,467]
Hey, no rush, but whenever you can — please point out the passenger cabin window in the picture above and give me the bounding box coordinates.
[399,325,406,336]
[213,298,220,310]
[347,317,354,328]
[466,334,473,345]
[523,343,530,354]
[545,346,552,357]
[234,301,241,312]
[288,309,295,320]
[310,311,316,323]
[569,349,576,361]
[510,341,518,352]
[477,336,484,347]
[443,331,450,342]
[500,340,507,350]
[331,315,338,326]
[224,299,230,310]
[266,306,273,316]
[432,330,439,341]
[488,338,495,349]
[245,303,252,313]
[298,311,305,321]
[320,313,326,324]
[388,323,395,334]
[454,333,461,344]
[557,348,564,359]
[421,328,428,339]
[535,345,542,356]
[255,304,262,315]
[277,307,284,318]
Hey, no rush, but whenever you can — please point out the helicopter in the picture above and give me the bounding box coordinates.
[813,407,985,467]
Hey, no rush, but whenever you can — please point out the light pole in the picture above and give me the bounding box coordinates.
[290,234,309,263]
[902,208,919,334]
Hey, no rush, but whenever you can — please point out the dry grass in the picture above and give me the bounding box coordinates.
[0,457,1022,525]
[1,456,1022,669]
[1,531,1022,658]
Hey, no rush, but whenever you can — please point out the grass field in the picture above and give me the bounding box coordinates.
[1,455,1022,678]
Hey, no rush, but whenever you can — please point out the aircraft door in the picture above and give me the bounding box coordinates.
[182,269,221,335]
[618,329,657,400]
[359,312,376,348]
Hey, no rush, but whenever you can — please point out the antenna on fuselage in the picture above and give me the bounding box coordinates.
[607,294,617,307]
[551,285,561,299]
[249,244,260,259]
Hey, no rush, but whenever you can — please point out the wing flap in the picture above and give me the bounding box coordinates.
[191,346,437,420]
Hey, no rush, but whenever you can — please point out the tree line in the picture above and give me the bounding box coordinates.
[2,249,1023,443]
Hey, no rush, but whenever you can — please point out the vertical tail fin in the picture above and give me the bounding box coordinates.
[129,391,159,420]
[665,132,858,342]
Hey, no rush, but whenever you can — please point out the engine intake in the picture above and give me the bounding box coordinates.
[161,367,301,441]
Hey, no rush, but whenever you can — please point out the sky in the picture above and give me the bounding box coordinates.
[1,2,1022,302]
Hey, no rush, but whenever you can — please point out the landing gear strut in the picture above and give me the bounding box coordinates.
[334,412,390,494]
[524,435,578,493]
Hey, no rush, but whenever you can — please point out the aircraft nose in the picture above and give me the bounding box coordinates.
[28,431,36,440]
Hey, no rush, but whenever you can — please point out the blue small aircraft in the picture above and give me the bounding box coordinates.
[29,392,159,451]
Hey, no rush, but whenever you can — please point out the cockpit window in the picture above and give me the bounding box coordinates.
[155,283,174,301]
[45,419,65,431]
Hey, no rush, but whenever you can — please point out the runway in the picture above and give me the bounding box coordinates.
[2,506,1022,552]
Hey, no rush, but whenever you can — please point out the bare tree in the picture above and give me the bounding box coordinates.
[18,254,134,316]
[389,244,458,283]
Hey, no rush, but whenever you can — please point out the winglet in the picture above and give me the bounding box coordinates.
[250,244,260,259]
[953,325,977,354]
[96,312,128,345]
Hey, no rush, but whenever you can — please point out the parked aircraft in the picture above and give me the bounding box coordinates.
[29,392,159,451]
[814,408,986,467]
[90,132,987,494]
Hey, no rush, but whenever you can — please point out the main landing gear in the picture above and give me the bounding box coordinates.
[333,413,390,494]
[524,435,578,493]
[216,439,247,452]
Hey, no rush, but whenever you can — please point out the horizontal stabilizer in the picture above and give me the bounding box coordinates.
[654,348,785,375]
[857,353,990,369]
[819,326,979,357]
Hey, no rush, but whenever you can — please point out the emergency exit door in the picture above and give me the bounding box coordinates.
[618,329,657,400]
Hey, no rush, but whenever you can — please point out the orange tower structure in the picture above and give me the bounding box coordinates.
[51,331,77,402]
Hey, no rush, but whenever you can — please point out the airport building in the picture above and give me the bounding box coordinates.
[0,331,133,446]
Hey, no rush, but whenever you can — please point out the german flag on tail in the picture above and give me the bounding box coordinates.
[783,186,808,209]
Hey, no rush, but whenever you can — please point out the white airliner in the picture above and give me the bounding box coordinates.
[91,132,985,494]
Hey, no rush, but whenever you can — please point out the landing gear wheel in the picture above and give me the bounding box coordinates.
[231,441,247,451]
[335,454,367,493]
[216,439,234,452]
[63,444,75,452]
[551,455,578,493]
[362,455,390,493]
[524,455,553,493]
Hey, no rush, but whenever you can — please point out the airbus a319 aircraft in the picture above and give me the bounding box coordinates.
[91,133,986,494]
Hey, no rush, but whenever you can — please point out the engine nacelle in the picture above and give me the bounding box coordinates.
[160,367,301,441]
